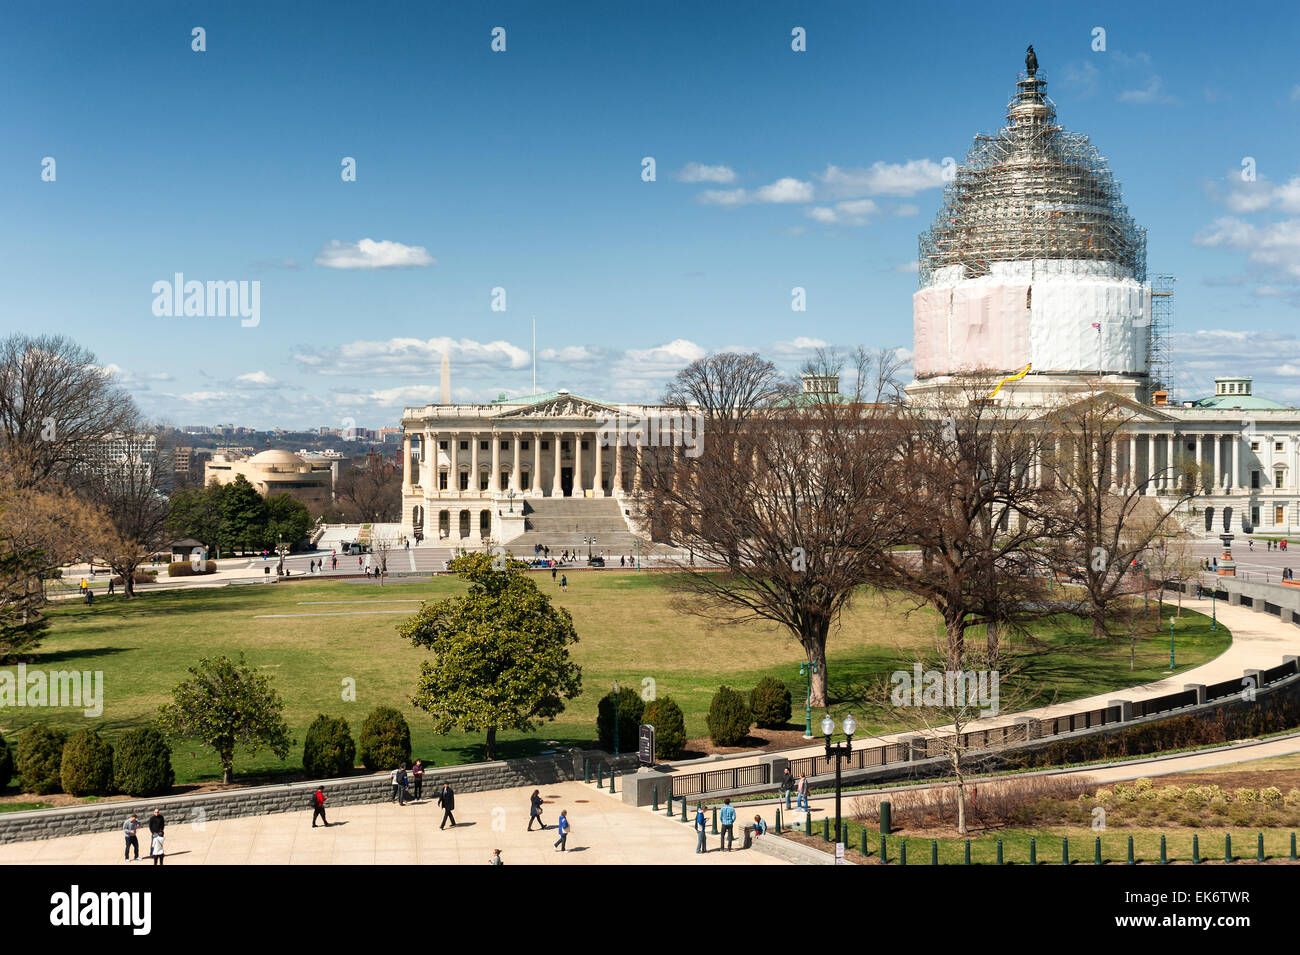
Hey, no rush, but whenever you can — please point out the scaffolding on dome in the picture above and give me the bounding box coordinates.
[1149,273,1175,397]
[918,71,1147,288]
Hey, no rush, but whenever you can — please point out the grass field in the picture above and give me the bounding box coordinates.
[0,571,1231,788]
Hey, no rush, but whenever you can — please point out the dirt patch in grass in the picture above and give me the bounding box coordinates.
[682,725,812,758]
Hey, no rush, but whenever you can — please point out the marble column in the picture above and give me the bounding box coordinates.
[1128,434,1137,489]
[510,432,521,493]
[593,427,604,497]
[1145,433,1156,494]
[614,437,624,495]
[1167,431,1176,491]
[551,431,563,497]
[1109,441,1118,490]
[491,432,501,495]
[402,434,412,492]
[1230,436,1239,493]
[573,430,584,498]
[470,431,479,496]
[1213,434,1222,492]
[532,430,542,496]
[632,444,643,493]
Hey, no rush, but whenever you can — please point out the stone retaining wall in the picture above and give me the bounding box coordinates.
[0,749,640,845]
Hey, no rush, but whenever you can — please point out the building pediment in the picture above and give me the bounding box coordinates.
[495,395,616,420]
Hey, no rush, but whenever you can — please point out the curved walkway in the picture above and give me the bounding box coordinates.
[660,599,1300,774]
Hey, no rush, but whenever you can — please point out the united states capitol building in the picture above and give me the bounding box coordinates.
[400,52,1300,549]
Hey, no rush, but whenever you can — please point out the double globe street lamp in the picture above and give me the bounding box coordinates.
[821,712,857,846]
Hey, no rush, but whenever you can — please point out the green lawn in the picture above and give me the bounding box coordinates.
[0,572,1230,787]
[786,818,1298,864]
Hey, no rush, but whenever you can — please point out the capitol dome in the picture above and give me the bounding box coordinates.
[911,50,1151,399]
[248,449,306,469]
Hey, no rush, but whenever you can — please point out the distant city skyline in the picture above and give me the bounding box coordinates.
[5,1,1299,429]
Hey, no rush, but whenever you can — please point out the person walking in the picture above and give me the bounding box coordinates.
[528,789,546,830]
[437,782,457,829]
[311,786,328,827]
[411,760,424,801]
[553,810,570,851]
[107,577,115,595]
[147,808,166,863]
[560,573,567,592]
[719,798,736,851]
[695,805,707,853]
[489,848,503,865]
[390,765,406,805]
[551,566,557,582]
[779,767,795,804]
[796,773,810,811]
[123,813,141,862]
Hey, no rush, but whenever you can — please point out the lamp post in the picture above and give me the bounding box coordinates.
[1211,587,1217,630]
[821,713,856,846]
[799,662,819,739]
[507,489,516,514]
[1169,617,1176,670]
[613,680,620,756]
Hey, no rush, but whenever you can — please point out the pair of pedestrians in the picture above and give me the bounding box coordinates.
[122,809,165,863]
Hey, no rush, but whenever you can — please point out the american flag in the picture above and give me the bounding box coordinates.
[1091,322,1101,333]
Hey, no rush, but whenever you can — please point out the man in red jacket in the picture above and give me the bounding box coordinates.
[312,787,329,827]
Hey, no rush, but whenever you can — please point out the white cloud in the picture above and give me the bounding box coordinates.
[538,346,603,363]
[1117,75,1177,105]
[816,160,946,199]
[293,336,530,375]
[1291,85,1300,102]
[1195,216,1300,280]
[314,238,437,270]
[697,177,813,206]
[697,188,749,207]
[892,203,920,217]
[892,261,921,274]
[754,177,814,203]
[676,162,736,184]
[807,198,880,226]
[236,370,278,386]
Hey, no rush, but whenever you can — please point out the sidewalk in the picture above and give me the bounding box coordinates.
[0,781,786,866]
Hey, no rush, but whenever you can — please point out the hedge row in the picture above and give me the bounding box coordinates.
[167,560,218,577]
[10,726,174,797]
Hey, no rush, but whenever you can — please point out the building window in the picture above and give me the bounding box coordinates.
[459,472,469,491]
[522,440,529,451]
[1250,441,1260,452]
[1251,471,1260,489]
[561,440,570,451]
[1276,505,1286,525]
[1276,442,1285,452]
[542,441,550,450]
[1275,469,1285,489]
[459,440,469,450]
[1251,505,1260,528]
[479,473,489,491]
[522,472,531,490]
[480,440,489,450]
[499,472,508,491]
[581,440,589,450]
[439,472,448,490]
[501,441,509,451]
[439,441,448,450]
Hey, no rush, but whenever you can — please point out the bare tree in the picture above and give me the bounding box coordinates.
[870,377,1068,670]
[83,426,170,598]
[662,351,794,438]
[647,353,906,706]
[0,334,136,488]
[334,448,401,522]
[1042,388,1198,638]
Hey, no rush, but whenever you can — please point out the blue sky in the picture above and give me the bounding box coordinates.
[3,0,1299,429]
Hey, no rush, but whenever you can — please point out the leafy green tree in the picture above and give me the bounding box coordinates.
[749,676,793,729]
[167,483,225,550]
[303,714,357,778]
[0,545,50,662]
[642,697,687,760]
[218,476,267,554]
[0,730,14,790]
[16,724,67,794]
[596,685,644,754]
[357,706,411,771]
[263,493,312,550]
[398,553,582,761]
[113,727,175,797]
[706,685,752,747]
[60,728,115,796]
[157,653,293,784]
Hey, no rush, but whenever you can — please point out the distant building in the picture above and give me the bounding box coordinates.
[204,449,333,509]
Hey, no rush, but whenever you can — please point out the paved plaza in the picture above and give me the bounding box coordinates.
[0,781,785,866]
